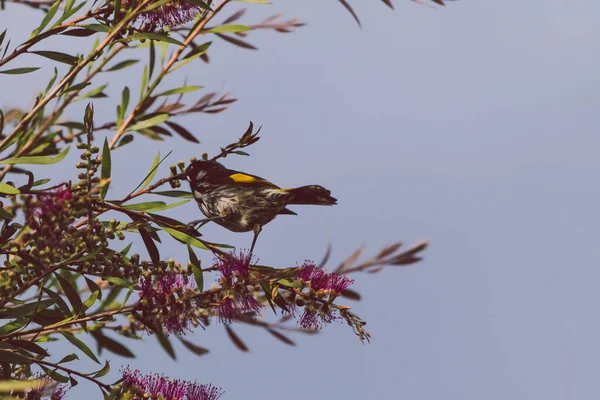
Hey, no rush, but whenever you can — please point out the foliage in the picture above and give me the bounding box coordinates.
[0,0,447,398]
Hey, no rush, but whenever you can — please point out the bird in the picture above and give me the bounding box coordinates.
[184,160,337,255]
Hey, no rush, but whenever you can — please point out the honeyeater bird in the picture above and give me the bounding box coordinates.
[185,160,337,254]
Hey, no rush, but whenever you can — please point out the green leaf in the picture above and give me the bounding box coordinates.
[122,200,188,212]
[105,59,139,72]
[0,146,69,165]
[138,228,160,267]
[92,360,111,378]
[205,25,253,34]
[76,84,108,101]
[0,183,19,195]
[0,206,13,220]
[0,349,32,364]
[103,276,133,288]
[177,336,209,356]
[6,340,48,357]
[54,273,83,315]
[31,50,79,65]
[153,190,193,198]
[127,114,170,132]
[91,331,135,358]
[126,33,184,46]
[58,353,78,363]
[183,41,212,60]
[100,138,111,199]
[0,67,40,75]
[140,152,160,191]
[188,246,203,291]
[0,318,28,335]
[40,365,69,383]
[82,289,99,312]
[61,81,91,94]
[30,0,60,38]
[0,299,58,319]
[156,330,176,360]
[155,86,203,97]
[61,332,100,364]
[79,23,111,33]
[163,227,208,250]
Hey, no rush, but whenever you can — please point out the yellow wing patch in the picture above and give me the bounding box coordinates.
[230,173,274,186]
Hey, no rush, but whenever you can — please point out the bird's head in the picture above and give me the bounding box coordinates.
[185,160,224,184]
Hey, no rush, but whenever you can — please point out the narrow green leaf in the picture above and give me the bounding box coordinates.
[76,84,108,101]
[0,67,40,75]
[103,276,133,288]
[40,366,69,383]
[153,190,193,198]
[92,360,111,378]
[140,152,160,191]
[163,227,208,250]
[122,200,188,212]
[156,330,176,360]
[139,228,160,266]
[100,138,111,199]
[31,50,79,65]
[0,146,69,165]
[61,81,91,94]
[126,33,184,46]
[54,273,83,315]
[187,246,203,291]
[0,183,19,195]
[6,340,48,357]
[183,41,212,60]
[105,59,139,72]
[205,25,253,34]
[30,0,60,38]
[0,299,57,319]
[58,353,78,363]
[61,332,100,364]
[155,86,203,97]
[91,331,135,358]
[0,318,28,335]
[177,336,209,356]
[0,349,32,364]
[127,114,170,132]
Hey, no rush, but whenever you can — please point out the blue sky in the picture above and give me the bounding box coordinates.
[1,0,600,399]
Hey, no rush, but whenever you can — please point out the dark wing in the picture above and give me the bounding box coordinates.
[205,167,279,188]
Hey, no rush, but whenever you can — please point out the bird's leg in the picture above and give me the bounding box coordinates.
[249,224,262,257]
[187,216,224,230]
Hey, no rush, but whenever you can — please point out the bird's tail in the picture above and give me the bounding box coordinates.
[286,185,337,205]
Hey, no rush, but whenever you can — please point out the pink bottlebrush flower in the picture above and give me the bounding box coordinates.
[38,187,72,215]
[217,297,237,324]
[126,0,210,29]
[216,294,263,324]
[121,367,223,400]
[328,274,354,294]
[138,274,197,335]
[186,383,224,400]
[298,308,320,330]
[298,261,354,293]
[215,250,252,279]
[298,261,318,281]
[297,307,338,330]
[50,385,69,400]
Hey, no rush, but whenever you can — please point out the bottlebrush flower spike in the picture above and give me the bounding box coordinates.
[121,367,224,400]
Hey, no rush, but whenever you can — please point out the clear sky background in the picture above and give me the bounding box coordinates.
[2,0,600,399]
